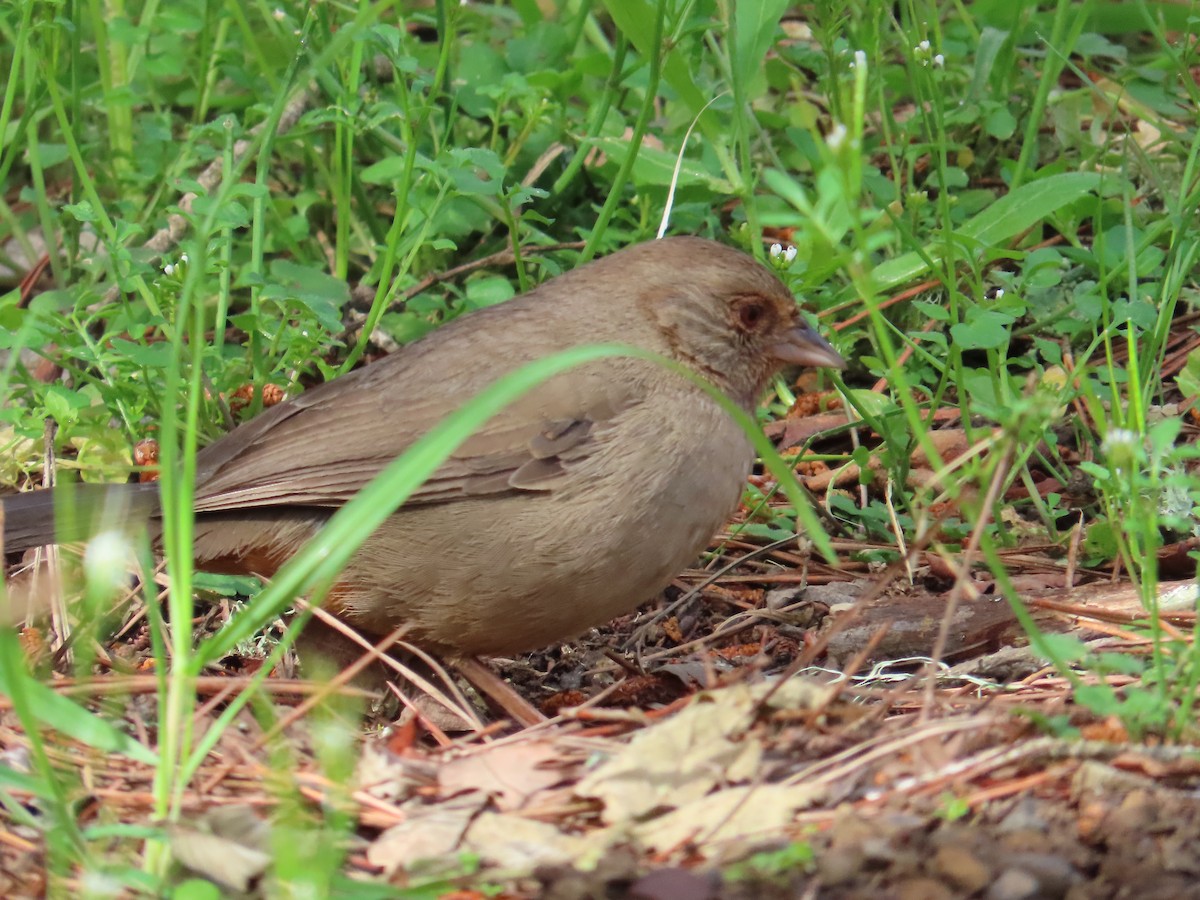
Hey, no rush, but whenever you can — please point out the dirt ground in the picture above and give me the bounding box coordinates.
[2,520,1199,898]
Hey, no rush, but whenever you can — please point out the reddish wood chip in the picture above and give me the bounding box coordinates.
[541,690,587,717]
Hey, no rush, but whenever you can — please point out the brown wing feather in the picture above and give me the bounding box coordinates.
[190,358,639,513]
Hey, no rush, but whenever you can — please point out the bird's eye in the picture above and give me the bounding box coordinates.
[735,297,769,332]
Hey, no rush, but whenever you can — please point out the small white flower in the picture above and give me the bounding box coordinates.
[994,288,1004,298]
[273,7,285,20]
[854,50,866,68]
[770,243,783,258]
[180,253,189,264]
[827,123,848,150]
[933,54,945,67]
[163,263,174,276]
[919,39,930,52]
[784,246,798,263]
[1102,429,1139,453]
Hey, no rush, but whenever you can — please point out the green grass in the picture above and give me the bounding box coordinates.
[3,0,1200,891]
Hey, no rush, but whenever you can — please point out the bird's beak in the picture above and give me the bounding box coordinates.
[769,321,846,370]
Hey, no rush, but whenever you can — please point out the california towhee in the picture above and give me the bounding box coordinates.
[2,237,844,655]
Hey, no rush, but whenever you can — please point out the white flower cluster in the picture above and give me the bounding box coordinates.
[163,253,189,276]
[1101,428,1140,453]
[915,39,945,67]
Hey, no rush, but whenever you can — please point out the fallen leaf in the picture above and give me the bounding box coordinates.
[169,805,272,893]
[439,740,575,811]
[461,811,586,870]
[366,793,486,877]
[577,679,832,824]
[634,783,826,855]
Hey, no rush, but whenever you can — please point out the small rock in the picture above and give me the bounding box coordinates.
[816,847,865,886]
[998,828,1052,854]
[803,582,866,604]
[932,844,991,893]
[996,797,1050,834]
[896,877,955,900]
[1005,852,1081,894]
[987,867,1040,900]
[630,868,719,900]
[1105,788,1156,834]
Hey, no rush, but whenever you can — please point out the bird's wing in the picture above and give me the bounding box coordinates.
[190,358,638,513]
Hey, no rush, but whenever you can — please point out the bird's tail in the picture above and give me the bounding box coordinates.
[1,482,161,554]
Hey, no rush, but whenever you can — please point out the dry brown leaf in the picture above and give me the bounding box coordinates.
[633,783,827,855]
[576,690,760,823]
[576,679,831,824]
[366,793,486,877]
[355,740,436,802]
[460,810,588,870]
[168,804,272,893]
[438,740,575,812]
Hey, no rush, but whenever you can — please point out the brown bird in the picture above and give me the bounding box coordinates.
[2,236,844,656]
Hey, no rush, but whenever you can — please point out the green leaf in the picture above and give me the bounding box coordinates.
[110,338,176,369]
[601,0,716,136]
[0,762,52,799]
[913,299,950,322]
[360,157,408,184]
[732,0,790,100]
[43,385,91,425]
[872,172,1106,292]
[1175,347,1200,399]
[36,143,70,168]
[1038,632,1093,663]
[263,260,351,333]
[191,196,250,229]
[463,275,516,310]
[1082,520,1118,560]
[62,201,96,223]
[949,310,1014,349]
[588,136,733,192]
[961,172,1103,246]
[1074,683,1121,717]
[446,147,506,197]
[968,27,1011,101]
[984,106,1017,139]
[1094,652,1144,676]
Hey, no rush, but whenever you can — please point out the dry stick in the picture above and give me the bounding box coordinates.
[825,278,939,328]
[807,622,895,720]
[0,677,372,716]
[624,534,807,657]
[782,714,1002,789]
[290,600,485,733]
[753,505,963,716]
[39,419,71,663]
[454,655,546,728]
[884,478,912,583]
[872,735,1155,802]
[1065,514,1083,589]
[16,254,52,305]
[919,440,1015,724]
